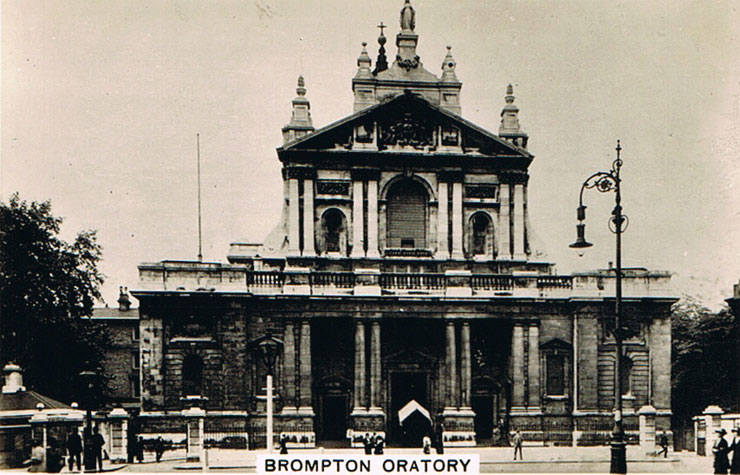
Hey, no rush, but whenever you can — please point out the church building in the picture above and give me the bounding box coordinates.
[132,0,676,447]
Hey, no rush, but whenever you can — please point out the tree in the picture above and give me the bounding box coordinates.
[0,193,109,404]
[672,297,738,422]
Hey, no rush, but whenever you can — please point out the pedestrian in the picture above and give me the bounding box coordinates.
[363,433,373,455]
[422,434,431,454]
[513,430,523,461]
[435,423,444,455]
[374,435,384,455]
[136,436,144,463]
[28,440,45,473]
[154,436,165,463]
[657,430,668,458]
[127,432,136,464]
[729,427,740,474]
[46,437,64,473]
[93,426,105,471]
[714,428,730,474]
[279,434,288,455]
[66,428,82,472]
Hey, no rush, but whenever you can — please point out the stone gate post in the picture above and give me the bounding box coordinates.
[703,405,725,455]
[638,405,657,452]
[107,408,129,463]
[183,406,206,462]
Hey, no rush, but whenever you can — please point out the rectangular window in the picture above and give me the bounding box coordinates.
[133,326,140,341]
[132,376,140,398]
[132,352,140,370]
[546,354,565,396]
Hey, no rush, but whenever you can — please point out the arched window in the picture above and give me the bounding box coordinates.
[470,212,492,256]
[321,208,346,254]
[182,354,203,396]
[386,179,429,249]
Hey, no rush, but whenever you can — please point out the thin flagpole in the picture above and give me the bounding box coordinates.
[197,133,203,262]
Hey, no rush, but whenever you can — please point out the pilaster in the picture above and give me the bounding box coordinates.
[461,322,472,409]
[445,321,458,409]
[303,179,315,256]
[288,178,300,255]
[451,182,464,259]
[352,320,366,412]
[527,324,540,409]
[282,321,297,412]
[367,180,379,258]
[370,320,382,412]
[498,183,511,260]
[513,183,526,260]
[351,180,365,257]
[298,320,313,414]
[511,324,525,408]
[436,181,449,259]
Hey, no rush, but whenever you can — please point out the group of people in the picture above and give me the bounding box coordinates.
[712,427,740,474]
[361,433,385,455]
[29,426,105,473]
[128,435,166,463]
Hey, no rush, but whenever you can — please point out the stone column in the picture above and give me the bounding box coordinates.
[353,320,366,411]
[288,178,300,255]
[451,182,464,258]
[461,322,472,409]
[282,321,297,411]
[527,324,540,408]
[498,183,511,260]
[436,181,449,259]
[511,324,525,408]
[298,320,313,413]
[351,180,365,257]
[703,405,724,454]
[303,179,315,256]
[513,183,526,260]
[445,321,458,409]
[183,406,205,462]
[367,180,379,258]
[370,320,382,411]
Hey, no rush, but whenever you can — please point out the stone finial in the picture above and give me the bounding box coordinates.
[373,22,388,75]
[400,0,415,32]
[499,84,528,149]
[2,362,25,393]
[441,45,458,82]
[282,75,315,144]
[355,42,373,79]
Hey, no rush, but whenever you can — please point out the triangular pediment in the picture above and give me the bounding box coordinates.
[278,92,531,160]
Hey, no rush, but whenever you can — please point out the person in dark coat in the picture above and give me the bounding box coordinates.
[46,437,64,473]
[714,428,730,474]
[279,434,288,455]
[154,437,165,463]
[374,435,384,455]
[66,429,82,471]
[363,433,374,455]
[136,436,144,463]
[435,423,444,455]
[92,426,105,471]
[729,427,740,474]
[657,430,669,458]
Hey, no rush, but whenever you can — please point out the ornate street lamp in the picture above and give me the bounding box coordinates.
[251,333,283,453]
[570,140,628,474]
[79,368,98,471]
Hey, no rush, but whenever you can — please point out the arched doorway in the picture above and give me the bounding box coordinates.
[386,179,429,249]
[315,377,351,443]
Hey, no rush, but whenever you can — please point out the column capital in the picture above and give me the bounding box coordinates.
[350,168,381,181]
[438,169,464,183]
[498,170,529,185]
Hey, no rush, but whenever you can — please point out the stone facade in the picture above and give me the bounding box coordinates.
[131,0,676,447]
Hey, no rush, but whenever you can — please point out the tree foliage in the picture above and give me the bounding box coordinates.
[672,297,738,421]
[0,193,109,404]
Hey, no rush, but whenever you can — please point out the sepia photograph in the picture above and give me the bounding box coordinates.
[2,0,739,473]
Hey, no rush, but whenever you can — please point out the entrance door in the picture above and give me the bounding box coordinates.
[320,394,348,441]
[390,372,428,445]
[472,395,494,441]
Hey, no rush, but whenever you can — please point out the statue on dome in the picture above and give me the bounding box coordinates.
[400,0,415,32]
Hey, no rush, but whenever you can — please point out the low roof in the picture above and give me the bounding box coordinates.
[0,390,70,412]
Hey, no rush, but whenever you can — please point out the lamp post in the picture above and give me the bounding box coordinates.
[79,368,97,471]
[570,140,628,474]
[254,333,283,453]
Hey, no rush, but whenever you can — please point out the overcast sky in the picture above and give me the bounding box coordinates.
[3,0,739,309]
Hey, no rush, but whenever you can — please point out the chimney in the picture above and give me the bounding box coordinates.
[3,362,25,393]
[118,286,131,312]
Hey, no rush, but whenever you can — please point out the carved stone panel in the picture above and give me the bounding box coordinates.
[379,112,436,149]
